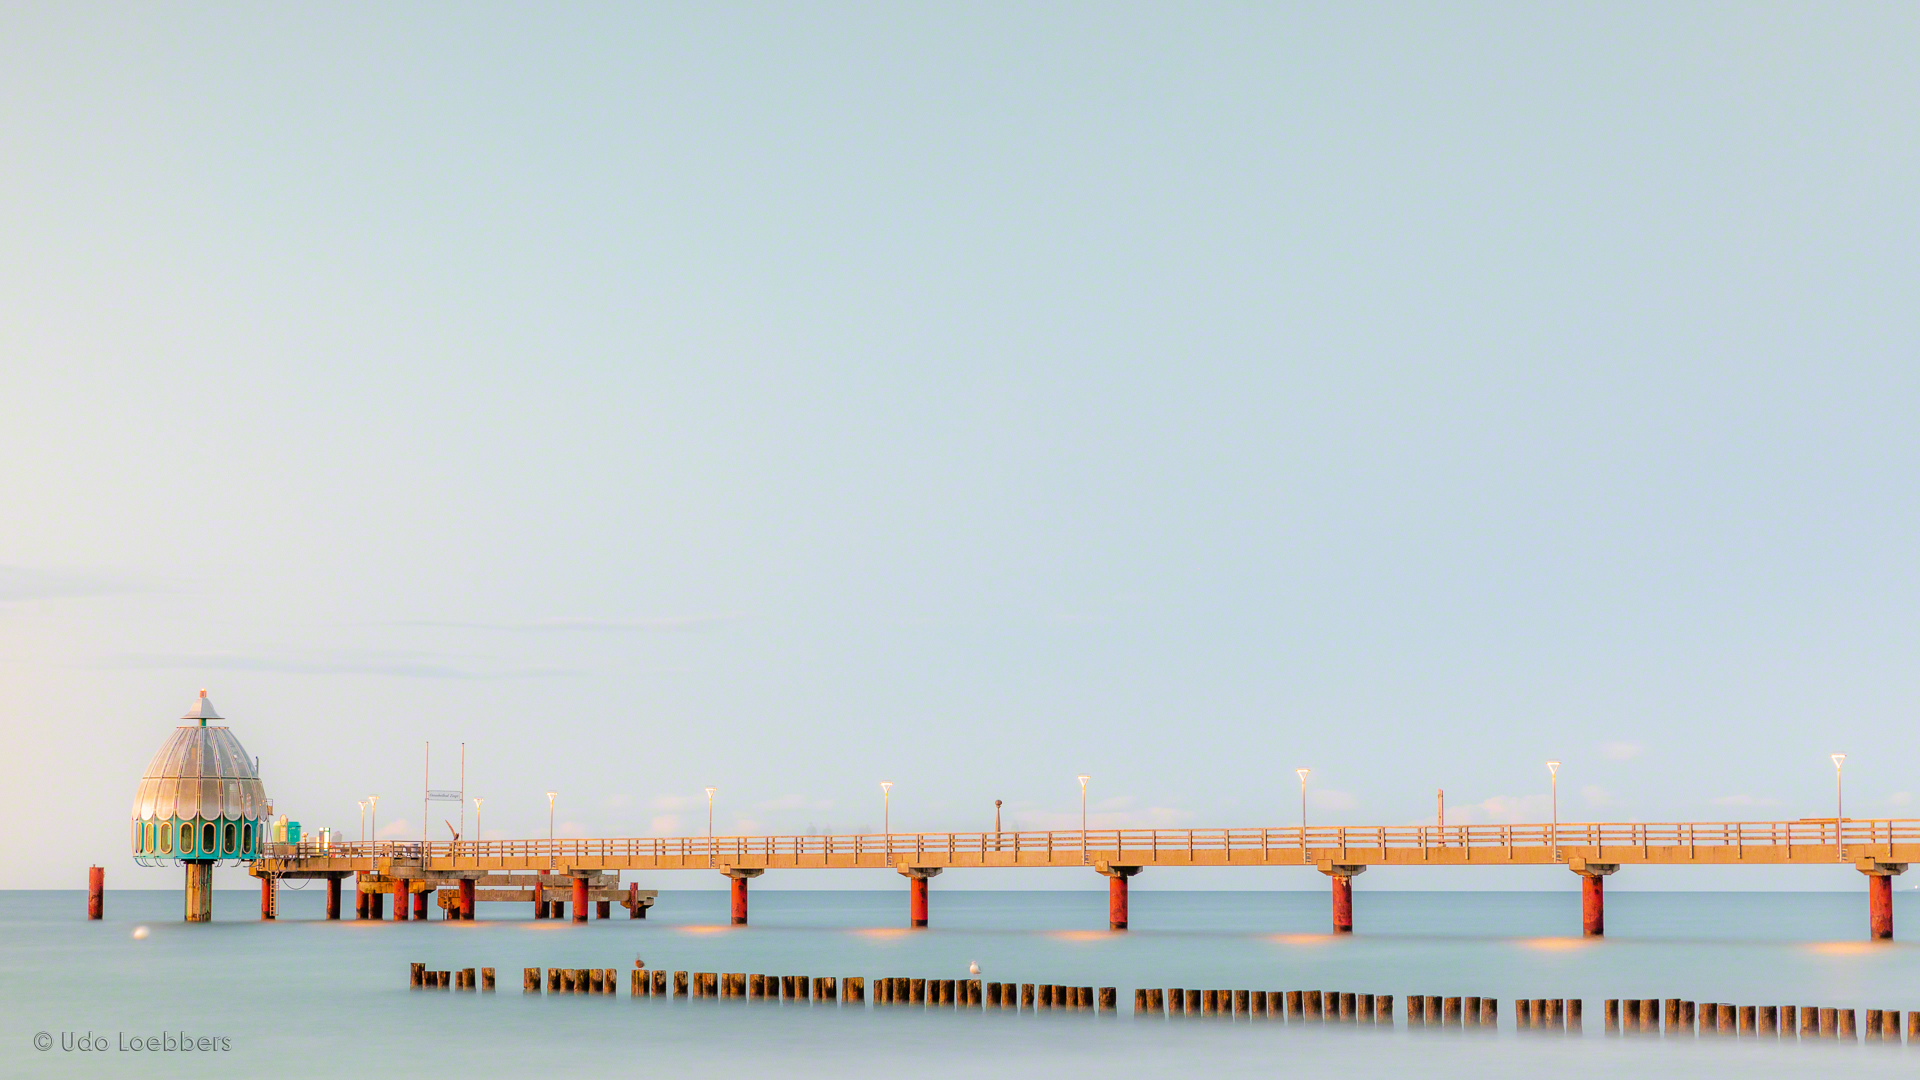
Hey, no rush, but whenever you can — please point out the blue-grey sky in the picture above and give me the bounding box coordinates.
[4,4,1917,891]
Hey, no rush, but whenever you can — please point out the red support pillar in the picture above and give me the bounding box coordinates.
[896,866,939,927]
[1331,874,1353,933]
[535,871,547,918]
[326,875,342,920]
[369,886,384,919]
[1868,872,1893,940]
[628,882,641,919]
[1109,873,1129,930]
[87,866,104,920]
[260,874,275,920]
[459,878,475,921]
[573,876,588,923]
[1583,874,1604,936]
[392,878,409,920]
[731,875,749,925]
[412,889,428,921]
[356,874,369,919]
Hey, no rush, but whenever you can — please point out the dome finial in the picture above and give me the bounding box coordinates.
[183,691,222,725]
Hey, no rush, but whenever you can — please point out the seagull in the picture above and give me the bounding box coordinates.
[968,961,980,975]
[635,955,646,969]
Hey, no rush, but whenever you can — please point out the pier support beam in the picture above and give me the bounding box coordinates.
[572,876,589,924]
[535,870,548,918]
[1095,863,1142,930]
[369,885,383,919]
[1319,863,1366,933]
[1857,860,1907,939]
[722,868,764,925]
[412,889,427,921]
[260,874,275,920]
[88,865,104,920]
[326,874,341,920]
[898,865,942,928]
[184,860,213,923]
[392,878,410,921]
[1570,860,1619,937]
[355,874,369,919]
[627,882,643,919]
[459,878,475,921]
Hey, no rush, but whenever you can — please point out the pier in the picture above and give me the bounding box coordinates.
[253,818,1915,937]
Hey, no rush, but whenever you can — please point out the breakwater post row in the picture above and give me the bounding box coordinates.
[445,966,1917,1043]
[1604,998,1914,1042]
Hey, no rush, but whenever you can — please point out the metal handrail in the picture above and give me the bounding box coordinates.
[267,817,1920,863]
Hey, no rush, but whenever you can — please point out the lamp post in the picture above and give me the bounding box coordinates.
[1547,761,1561,860]
[472,798,483,853]
[368,795,379,865]
[1077,775,1090,865]
[706,787,715,837]
[881,782,893,835]
[358,800,367,845]
[1832,753,1846,826]
[1296,769,1310,859]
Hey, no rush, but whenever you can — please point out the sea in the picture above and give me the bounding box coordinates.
[5,888,1916,1078]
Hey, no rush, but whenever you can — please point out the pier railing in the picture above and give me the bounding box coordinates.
[269,817,1920,865]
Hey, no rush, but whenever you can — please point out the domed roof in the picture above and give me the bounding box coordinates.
[130,691,269,823]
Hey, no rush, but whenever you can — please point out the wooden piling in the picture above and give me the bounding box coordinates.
[1253,990,1270,1019]
[1838,1009,1856,1041]
[1742,1005,1759,1036]
[1778,1005,1794,1037]
[1818,1007,1836,1038]
[1440,997,1459,1026]
[1023,983,1036,1010]
[1475,998,1491,1029]
[1358,993,1373,1024]
[652,970,666,995]
[1100,987,1117,1012]
[1865,1010,1882,1040]
[1283,990,1301,1020]
[1186,989,1201,1015]
[463,968,477,991]
[524,967,539,992]
[1909,1011,1920,1041]
[847,976,865,1003]
[410,962,425,989]
[481,968,495,992]
[1308,989,1325,1021]
[1146,987,1162,1015]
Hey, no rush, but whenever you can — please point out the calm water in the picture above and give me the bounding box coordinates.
[5,888,1916,1078]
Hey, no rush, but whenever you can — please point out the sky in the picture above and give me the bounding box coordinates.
[3,4,1917,892]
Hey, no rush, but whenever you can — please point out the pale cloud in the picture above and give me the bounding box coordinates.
[1711,794,1780,808]
[376,819,412,838]
[753,795,834,812]
[1886,792,1913,807]
[1310,789,1358,812]
[649,794,696,811]
[1580,785,1613,808]
[648,814,682,835]
[103,648,577,680]
[397,614,744,632]
[1446,794,1552,824]
[1015,806,1197,831]
[730,817,762,835]
[1601,742,1644,761]
[601,794,633,811]
[0,565,142,604]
